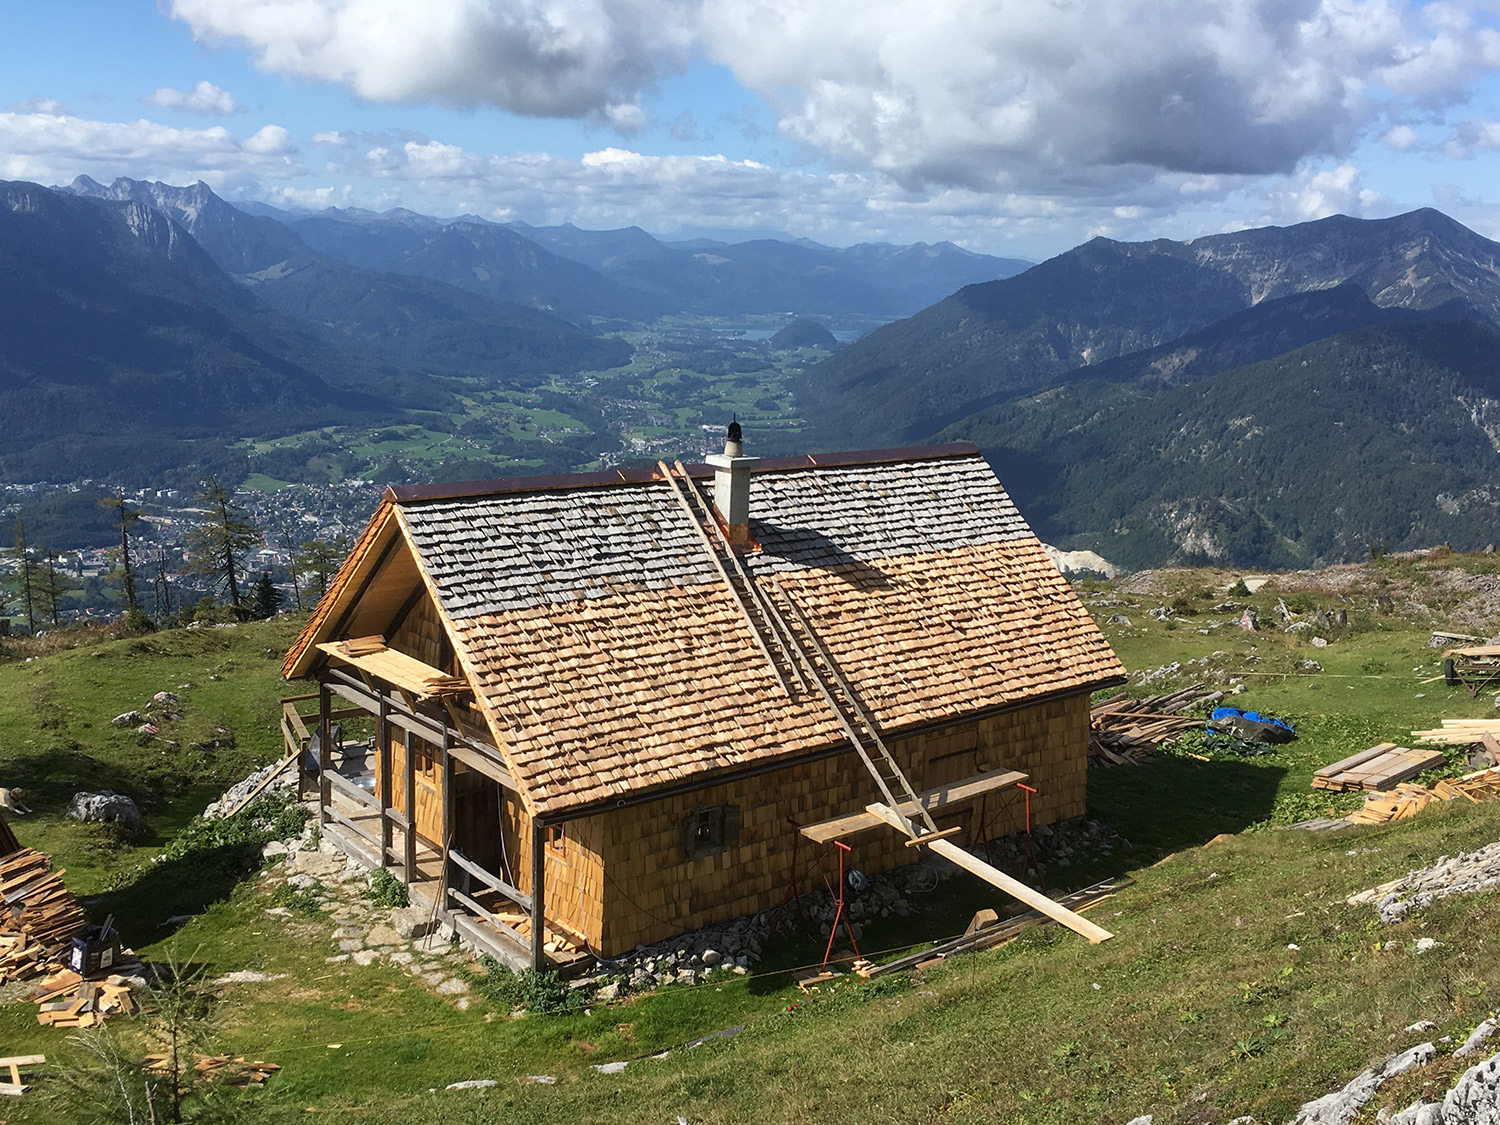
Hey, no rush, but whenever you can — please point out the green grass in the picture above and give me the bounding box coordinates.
[4,569,1500,1122]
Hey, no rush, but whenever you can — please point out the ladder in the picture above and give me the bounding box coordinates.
[658,461,938,842]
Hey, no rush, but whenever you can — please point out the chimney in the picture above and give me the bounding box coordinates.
[706,421,759,546]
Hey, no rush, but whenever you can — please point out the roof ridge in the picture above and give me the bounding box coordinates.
[383,442,981,505]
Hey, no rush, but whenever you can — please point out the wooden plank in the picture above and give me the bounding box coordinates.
[316,641,469,699]
[323,805,380,851]
[905,826,964,847]
[324,770,379,809]
[1313,743,1398,779]
[224,745,302,819]
[865,803,1113,944]
[802,767,1028,843]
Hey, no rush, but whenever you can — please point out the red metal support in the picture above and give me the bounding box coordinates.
[821,840,862,967]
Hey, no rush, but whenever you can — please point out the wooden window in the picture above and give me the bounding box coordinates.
[545,824,566,855]
[682,804,741,860]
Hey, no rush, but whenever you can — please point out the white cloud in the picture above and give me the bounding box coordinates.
[1382,124,1420,150]
[165,0,1500,192]
[242,123,295,154]
[144,80,241,115]
[0,111,303,185]
[1261,161,1390,223]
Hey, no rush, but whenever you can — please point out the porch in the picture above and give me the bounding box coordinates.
[281,674,590,973]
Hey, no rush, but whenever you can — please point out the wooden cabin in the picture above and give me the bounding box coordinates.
[281,439,1125,969]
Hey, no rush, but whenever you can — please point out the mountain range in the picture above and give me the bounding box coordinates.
[799,209,1500,446]
[16,170,1500,569]
[794,208,1500,567]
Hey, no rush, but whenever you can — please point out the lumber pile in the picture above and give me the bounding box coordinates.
[1345,766,1500,826]
[1413,719,1500,746]
[30,968,140,1028]
[1088,686,1221,766]
[142,1054,281,1089]
[0,848,88,981]
[1311,743,1448,792]
[319,636,469,697]
[854,878,1130,979]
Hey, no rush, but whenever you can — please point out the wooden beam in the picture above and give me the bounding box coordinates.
[317,684,331,829]
[801,767,1028,843]
[449,848,531,911]
[904,826,964,847]
[378,692,392,865]
[531,822,545,971]
[865,803,1114,945]
[440,728,453,880]
[224,745,302,820]
[403,729,416,883]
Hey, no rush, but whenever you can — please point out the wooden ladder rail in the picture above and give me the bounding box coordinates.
[670,459,811,695]
[765,577,939,840]
[656,461,798,700]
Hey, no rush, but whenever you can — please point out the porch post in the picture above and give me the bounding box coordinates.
[317,683,331,828]
[530,821,545,971]
[378,692,392,866]
[403,728,416,883]
[440,729,453,850]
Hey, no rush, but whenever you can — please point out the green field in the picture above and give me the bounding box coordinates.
[230,320,835,488]
[2,556,1499,1122]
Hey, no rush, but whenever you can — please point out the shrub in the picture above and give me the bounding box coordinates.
[467,958,588,1015]
[365,866,409,909]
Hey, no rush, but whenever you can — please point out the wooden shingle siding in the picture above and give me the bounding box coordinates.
[593,693,1091,955]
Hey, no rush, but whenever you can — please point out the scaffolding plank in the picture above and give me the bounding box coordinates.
[865,803,1114,945]
[801,768,1027,843]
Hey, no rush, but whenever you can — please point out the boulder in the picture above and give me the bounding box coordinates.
[110,711,142,728]
[66,791,142,831]
[389,905,438,940]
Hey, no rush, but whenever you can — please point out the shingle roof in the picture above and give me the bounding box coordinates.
[387,448,1124,815]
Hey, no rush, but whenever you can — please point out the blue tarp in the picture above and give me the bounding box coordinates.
[1210,706,1295,735]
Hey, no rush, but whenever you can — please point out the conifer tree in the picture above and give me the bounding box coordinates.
[99,491,142,614]
[249,572,282,620]
[8,520,35,635]
[35,546,70,627]
[184,477,261,619]
[295,538,345,602]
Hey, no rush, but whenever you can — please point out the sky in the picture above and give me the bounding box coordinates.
[6,1,1500,259]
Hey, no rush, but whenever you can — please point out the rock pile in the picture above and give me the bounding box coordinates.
[984,817,1127,880]
[1348,840,1500,923]
[202,758,298,819]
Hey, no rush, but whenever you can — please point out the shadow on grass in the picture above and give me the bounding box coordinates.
[4,741,157,816]
[745,759,1287,990]
[93,841,265,942]
[1088,756,1288,862]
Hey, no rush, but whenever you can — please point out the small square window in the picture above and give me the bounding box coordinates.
[683,803,740,860]
[545,824,566,855]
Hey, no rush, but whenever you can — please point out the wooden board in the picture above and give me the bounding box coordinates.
[1313,743,1398,779]
[865,803,1113,944]
[316,640,468,699]
[1311,746,1446,792]
[801,767,1027,843]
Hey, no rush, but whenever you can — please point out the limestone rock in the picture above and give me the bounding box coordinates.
[66,791,142,831]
